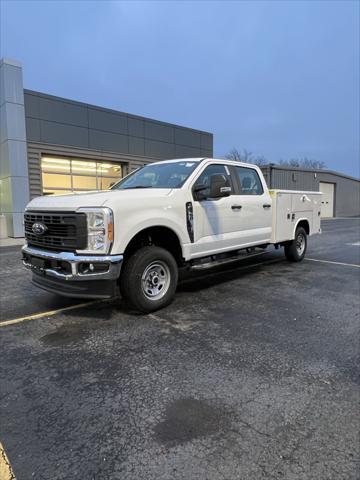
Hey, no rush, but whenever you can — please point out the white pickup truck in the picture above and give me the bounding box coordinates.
[22,158,322,312]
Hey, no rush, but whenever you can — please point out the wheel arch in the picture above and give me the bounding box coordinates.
[294,218,310,237]
[123,225,184,266]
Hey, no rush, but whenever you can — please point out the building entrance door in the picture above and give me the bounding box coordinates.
[319,182,335,218]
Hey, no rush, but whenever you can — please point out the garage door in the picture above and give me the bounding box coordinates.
[319,182,335,218]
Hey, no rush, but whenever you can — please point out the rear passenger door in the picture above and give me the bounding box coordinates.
[230,166,272,245]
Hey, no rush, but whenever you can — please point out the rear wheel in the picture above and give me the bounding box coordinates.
[120,246,178,313]
[284,227,307,262]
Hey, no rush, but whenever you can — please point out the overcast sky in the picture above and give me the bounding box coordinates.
[1,0,359,177]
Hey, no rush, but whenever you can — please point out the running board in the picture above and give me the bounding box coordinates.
[190,252,265,271]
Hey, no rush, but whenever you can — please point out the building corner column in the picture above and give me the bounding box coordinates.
[0,58,29,237]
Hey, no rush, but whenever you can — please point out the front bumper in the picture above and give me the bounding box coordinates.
[22,245,123,298]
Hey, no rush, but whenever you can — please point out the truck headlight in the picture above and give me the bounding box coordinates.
[76,207,114,254]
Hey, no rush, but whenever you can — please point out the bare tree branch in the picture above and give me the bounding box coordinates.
[226,149,326,170]
[225,148,268,166]
[279,157,326,169]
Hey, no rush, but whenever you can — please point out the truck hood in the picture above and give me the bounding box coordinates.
[26,188,174,211]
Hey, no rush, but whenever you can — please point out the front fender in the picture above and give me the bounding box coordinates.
[113,215,188,255]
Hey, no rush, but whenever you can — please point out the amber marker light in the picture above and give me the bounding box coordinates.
[108,222,114,242]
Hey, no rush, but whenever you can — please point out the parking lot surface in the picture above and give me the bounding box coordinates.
[0,218,359,479]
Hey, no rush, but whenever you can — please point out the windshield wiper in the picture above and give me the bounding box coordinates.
[122,186,154,189]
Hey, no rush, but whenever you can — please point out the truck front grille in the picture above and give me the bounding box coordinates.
[24,211,87,252]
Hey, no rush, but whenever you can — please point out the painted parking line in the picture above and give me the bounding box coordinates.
[0,299,107,328]
[306,258,360,268]
[2,254,357,328]
[346,242,360,246]
[0,442,15,480]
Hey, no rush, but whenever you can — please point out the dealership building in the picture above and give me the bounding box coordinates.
[0,58,213,237]
[0,58,359,237]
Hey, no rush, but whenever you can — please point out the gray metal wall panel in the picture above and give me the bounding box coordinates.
[129,136,145,156]
[27,145,42,199]
[201,149,212,158]
[128,117,144,137]
[174,128,201,148]
[41,120,88,148]
[175,144,201,157]
[145,139,175,158]
[271,169,317,191]
[144,121,174,143]
[89,129,129,153]
[39,97,88,127]
[201,133,213,150]
[88,108,127,134]
[25,118,40,142]
[24,92,40,118]
[23,90,213,160]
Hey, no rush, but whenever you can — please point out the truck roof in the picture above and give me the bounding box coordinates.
[151,158,262,169]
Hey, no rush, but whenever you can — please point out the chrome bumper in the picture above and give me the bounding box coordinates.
[22,245,123,281]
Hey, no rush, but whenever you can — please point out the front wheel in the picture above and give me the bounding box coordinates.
[120,246,178,313]
[284,227,307,262]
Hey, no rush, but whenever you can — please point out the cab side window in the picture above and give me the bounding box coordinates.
[235,166,263,195]
[193,164,233,199]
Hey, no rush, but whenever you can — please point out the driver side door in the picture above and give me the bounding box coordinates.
[190,163,240,256]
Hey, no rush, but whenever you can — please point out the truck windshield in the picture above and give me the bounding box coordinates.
[111,161,199,190]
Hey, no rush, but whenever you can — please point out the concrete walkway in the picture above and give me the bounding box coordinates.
[0,238,25,248]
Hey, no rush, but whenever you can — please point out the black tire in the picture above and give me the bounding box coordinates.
[284,227,307,262]
[120,246,178,313]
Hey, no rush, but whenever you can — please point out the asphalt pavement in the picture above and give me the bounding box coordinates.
[0,218,359,479]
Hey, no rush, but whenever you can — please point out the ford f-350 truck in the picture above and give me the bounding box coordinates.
[22,158,322,312]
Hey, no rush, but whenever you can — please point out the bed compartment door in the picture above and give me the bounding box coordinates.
[272,192,293,243]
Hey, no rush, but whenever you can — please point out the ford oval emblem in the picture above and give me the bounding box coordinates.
[32,222,47,236]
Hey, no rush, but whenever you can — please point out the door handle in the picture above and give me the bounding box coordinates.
[231,205,242,210]
[263,204,271,209]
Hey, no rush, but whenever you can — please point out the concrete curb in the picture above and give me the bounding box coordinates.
[0,238,25,248]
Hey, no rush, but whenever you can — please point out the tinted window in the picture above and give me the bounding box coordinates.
[235,167,263,195]
[193,164,232,198]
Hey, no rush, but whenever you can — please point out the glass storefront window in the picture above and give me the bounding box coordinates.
[71,160,98,175]
[42,173,72,189]
[99,177,120,190]
[43,189,73,196]
[97,163,122,177]
[42,157,71,173]
[41,156,123,195]
[72,175,97,190]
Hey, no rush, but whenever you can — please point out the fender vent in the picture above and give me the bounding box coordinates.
[186,202,194,243]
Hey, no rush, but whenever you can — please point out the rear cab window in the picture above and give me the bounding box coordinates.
[234,166,264,195]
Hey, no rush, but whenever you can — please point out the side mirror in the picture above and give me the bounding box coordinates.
[193,183,206,193]
[209,174,231,198]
